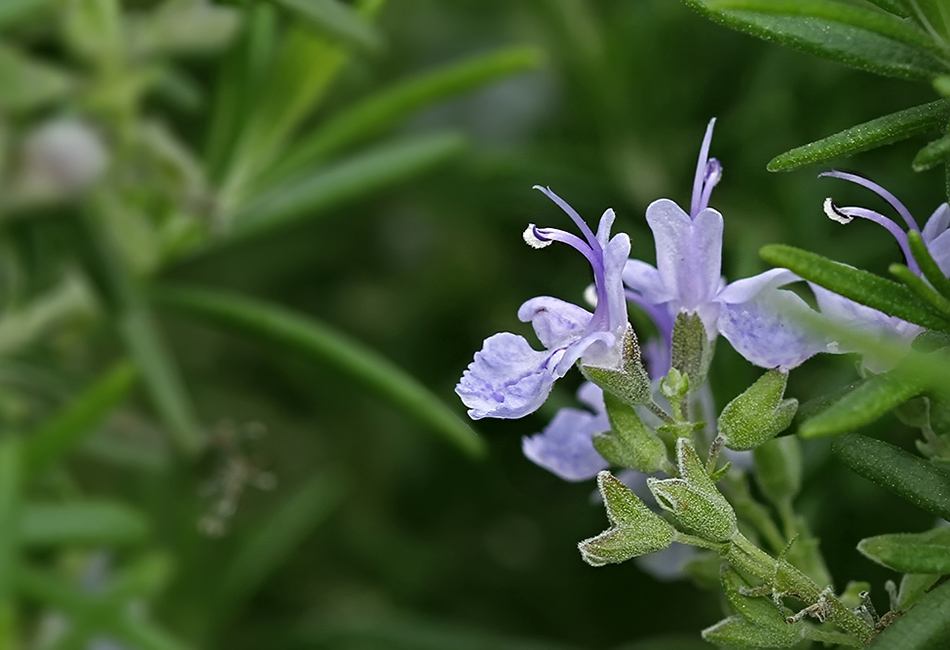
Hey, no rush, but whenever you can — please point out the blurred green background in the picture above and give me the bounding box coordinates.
[0,1,943,648]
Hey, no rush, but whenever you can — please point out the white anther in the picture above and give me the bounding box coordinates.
[824,198,853,225]
[523,224,552,249]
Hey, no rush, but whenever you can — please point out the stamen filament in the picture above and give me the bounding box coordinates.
[690,118,717,217]
[533,185,601,254]
[830,203,921,274]
[820,170,920,232]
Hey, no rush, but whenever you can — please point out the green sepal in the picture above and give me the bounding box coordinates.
[648,476,737,543]
[580,325,652,407]
[578,472,675,567]
[718,370,797,450]
[898,573,941,609]
[671,312,714,390]
[701,615,800,649]
[593,394,668,474]
[858,528,950,574]
[753,436,802,505]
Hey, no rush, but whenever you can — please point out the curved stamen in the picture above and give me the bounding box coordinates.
[527,225,600,270]
[698,158,722,214]
[823,199,920,274]
[820,170,920,232]
[690,118,718,217]
[533,185,601,254]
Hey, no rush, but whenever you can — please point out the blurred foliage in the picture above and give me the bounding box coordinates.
[0,0,947,648]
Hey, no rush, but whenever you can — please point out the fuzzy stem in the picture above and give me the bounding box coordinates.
[728,534,874,645]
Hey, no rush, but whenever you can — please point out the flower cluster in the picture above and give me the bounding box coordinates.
[456,119,833,482]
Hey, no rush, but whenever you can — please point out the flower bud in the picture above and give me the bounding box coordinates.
[578,472,675,566]
[648,477,737,542]
[718,370,798,451]
[20,118,108,198]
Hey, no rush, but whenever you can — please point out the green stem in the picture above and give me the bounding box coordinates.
[729,534,874,645]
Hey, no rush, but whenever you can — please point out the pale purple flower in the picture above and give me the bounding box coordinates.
[456,187,631,420]
[816,171,950,369]
[522,382,610,481]
[623,119,827,371]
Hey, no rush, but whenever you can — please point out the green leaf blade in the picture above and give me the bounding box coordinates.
[152,284,486,458]
[226,133,467,245]
[760,244,950,332]
[768,99,950,171]
[270,0,382,52]
[800,369,926,438]
[858,528,950,574]
[20,501,149,547]
[686,0,947,81]
[832,433,950,519]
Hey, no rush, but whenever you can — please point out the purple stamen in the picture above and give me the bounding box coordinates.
[531,226,601,272]
[820,170,920,232]
[828,202,920,274]
[690,118,718,218]
[533,185,601,254]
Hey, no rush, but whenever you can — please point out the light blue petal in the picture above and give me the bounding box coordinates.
[518,297,591,349]
[718,289,826,370]
[522,406,609,481]
[646,199,723,312]
[456,333,560,419]
[922,203,950,244]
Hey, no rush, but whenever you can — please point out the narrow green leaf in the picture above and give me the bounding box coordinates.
[223,1,386,198]
[868,579,950,649]
[264,45,542,184]
[227,133,466,244]
[0,45,72,113]
[909,230,950,299]
[898,573,940,609]
[20,501,149,547]
[685,0,946,81]
[213,474,344,626]
[721,566,799,636]
[909,0,950,40]
[769,99,950,171]
[204,4,277,179]
[858,528,950,573]
[913,132,950,171]
[77,208,205,457]
[270,0,381,52]
[709,0,940,53]
[702,615,800,648]
[801,369,927,438]
[832,433,950,519]
[23,361,137,474]
[760,244,950,331]
[152,284,486,458]
[890,262,950,317]
[863,0,910,18]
